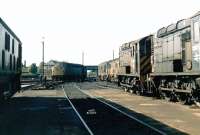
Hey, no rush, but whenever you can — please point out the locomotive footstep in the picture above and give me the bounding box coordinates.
[124,88,128,92]
[194,101,200,107]
[129,90,133,94]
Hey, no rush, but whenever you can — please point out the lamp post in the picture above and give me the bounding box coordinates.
[113,49,114,60]
[82,51,84,65]
[42,37,45,79]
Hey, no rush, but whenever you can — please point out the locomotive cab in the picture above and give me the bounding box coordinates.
[118,35,153,93]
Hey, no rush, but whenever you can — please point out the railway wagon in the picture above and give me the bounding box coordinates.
[52,62,85,81]
[0,18,22,100]
[98,58,119,82]
[151,12,200,103]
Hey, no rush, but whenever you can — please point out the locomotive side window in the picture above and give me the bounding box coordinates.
[5,32,10,51]
[194,21,200,42]
[12,39,14,54]
[140,41,146,56]
[125,66,130,74]
[10,54,12,70]
[13,56,16,70]
[104,65,107,73]
[2,50,5,70]
[146,39,151,56]
[17,58,20,70]
[17,44,22,70]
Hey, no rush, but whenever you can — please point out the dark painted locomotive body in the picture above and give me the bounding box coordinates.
[52,62,85,82]
[0,18,22,100]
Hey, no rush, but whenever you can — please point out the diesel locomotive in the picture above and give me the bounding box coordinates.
[99,11,200,104]
[151,12,200,103]
[98,58,119,82]
[0,18,22,100]
[52,62,86,82]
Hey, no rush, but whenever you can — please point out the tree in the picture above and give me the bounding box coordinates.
[29,63,38,74]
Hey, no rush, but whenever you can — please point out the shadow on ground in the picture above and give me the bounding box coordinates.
[0,96,89,135]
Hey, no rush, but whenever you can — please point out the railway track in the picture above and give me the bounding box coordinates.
[63,83,166,135]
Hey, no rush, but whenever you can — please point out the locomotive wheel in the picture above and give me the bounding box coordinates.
[157,87,164,99]
[135,90,140,95]
[178,93,192,105]
[169,91,179,102]
[185,95,194,105]
[160,92,166,99]
[140,90,144,96]
[160,91,170,101]
[177,95,186,104]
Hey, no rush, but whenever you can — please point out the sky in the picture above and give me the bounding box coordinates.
[0,0,200,66]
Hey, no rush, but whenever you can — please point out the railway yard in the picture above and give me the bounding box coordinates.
[1,7,200,135]
[0,81,199,135]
